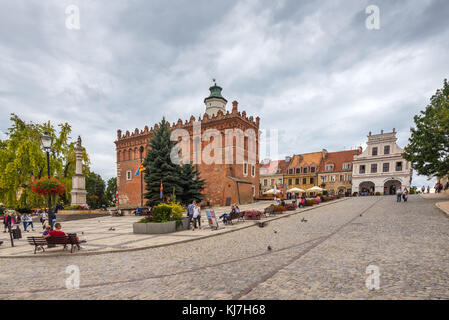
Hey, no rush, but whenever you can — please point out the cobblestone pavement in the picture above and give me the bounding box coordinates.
[0,195,447,300]
[0,199,328,257]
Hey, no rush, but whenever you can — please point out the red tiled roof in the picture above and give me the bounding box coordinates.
[318,149,360,173]
[260,160,288,175]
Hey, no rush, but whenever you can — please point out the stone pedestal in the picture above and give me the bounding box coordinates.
[70,136,87,206]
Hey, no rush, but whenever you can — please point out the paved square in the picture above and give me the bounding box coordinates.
[0,195,447,300]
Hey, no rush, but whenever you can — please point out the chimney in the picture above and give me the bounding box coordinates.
[232,101,238,113]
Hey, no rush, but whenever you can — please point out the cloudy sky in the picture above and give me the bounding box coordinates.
[1,0,447,187]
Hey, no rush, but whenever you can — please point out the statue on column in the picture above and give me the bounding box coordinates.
[70,136,87,206]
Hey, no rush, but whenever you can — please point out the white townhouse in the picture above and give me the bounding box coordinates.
[352,129,412,195]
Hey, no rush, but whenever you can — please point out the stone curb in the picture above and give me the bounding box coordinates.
[0,198,348,259]
[435,202,449,218]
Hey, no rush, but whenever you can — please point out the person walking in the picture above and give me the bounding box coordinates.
[402,188,409,202]
[192,203,201,231]
[23,213,34,232]
[427,186,430,193]
[187,200,196,230]
[40,210,48,229]
[396,187,403,202]
[3,212,10,233]
[421,186,425,194]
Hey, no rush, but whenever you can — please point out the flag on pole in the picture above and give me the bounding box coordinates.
[134,162,145,176]
[160,181,163,199]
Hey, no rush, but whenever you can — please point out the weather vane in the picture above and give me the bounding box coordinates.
[212,78,216,86]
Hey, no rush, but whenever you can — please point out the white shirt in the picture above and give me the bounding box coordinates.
[193,207,200,218]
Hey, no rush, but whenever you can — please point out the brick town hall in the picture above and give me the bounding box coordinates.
[115,83,260,209]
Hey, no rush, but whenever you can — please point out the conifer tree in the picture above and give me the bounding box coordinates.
[179,163,206,205]
[143,118,183,206]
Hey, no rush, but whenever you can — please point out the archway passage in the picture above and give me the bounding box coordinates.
[359,181,375,196]
[384,179,402,195]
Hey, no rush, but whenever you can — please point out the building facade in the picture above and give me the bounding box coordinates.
[115,84,260,208]
[317,149,360,195]
[284,151,324,196]
[352,129,412,195]
[259,159,288,194]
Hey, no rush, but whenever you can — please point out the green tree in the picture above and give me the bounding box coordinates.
[105,177,117,207]
[179,163,206,205]
[404,79,449,178]
[143,118,183,206]
[86,172,107,209]
[0,114,90,210]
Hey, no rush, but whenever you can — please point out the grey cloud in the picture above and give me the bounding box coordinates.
[0,0,447,187]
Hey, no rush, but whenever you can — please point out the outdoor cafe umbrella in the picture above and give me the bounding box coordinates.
[264,188,281,195]
[287,187,306,193]
[306,186,325,193]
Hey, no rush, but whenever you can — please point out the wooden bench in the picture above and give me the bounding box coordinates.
[27,234,86,254]
[223,211,242,225]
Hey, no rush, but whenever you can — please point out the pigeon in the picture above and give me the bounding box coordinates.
[267,246,272,251]
[360,214,362,217]
[301,217,308,222]
[258,222,266,228]
[108,227,116,231]
[273,230,278,234]
[81,231,84,235]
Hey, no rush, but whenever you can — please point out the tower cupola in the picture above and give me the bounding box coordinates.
[204,80,227,117]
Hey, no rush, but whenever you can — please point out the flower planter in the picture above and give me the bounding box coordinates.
[244,215,261,220]
[133,221,177,234]
[176,217,189,231]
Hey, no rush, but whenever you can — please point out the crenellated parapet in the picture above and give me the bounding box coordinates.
[115,100,260,145]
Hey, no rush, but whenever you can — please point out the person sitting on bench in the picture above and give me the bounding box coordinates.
[219,205,235,224]
[43,223,84,250]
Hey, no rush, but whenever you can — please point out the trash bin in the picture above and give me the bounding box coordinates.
[12,227,22,239]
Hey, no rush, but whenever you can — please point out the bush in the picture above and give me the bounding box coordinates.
[305,199,315,206]
[285,203,297,211]
[142,202,186,223]
[244,210,262,220]
[274,205,286,212]
[151,204,173,222]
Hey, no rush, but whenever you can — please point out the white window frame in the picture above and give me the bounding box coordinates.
[126,170,132,181]
[325,164,334,171]
[330,175,336,182]
[343,163,351,170]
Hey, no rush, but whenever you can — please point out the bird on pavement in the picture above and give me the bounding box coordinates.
[301,217,308,222]
[267,246,272,251]
[273,230,278,234]
[108,227,116,231]
[258,222,266,228]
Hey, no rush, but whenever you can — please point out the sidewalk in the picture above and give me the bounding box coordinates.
[435,202,449,217]
[0,198,347,258]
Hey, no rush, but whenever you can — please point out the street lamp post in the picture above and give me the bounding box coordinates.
[40,132,53,228]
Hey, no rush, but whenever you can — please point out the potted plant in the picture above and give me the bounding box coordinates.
[133,202,186,234]
[244,210,263,220]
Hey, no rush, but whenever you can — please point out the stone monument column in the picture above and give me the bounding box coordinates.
[70,136,87,206]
